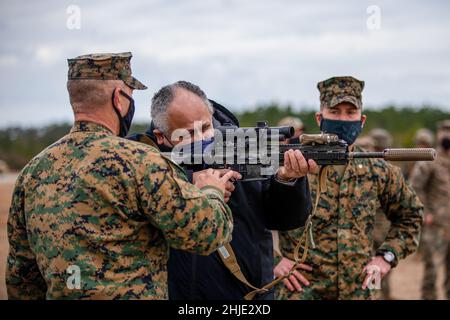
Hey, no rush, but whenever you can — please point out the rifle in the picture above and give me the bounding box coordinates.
[163,121,436,300]
[164,121,436,181]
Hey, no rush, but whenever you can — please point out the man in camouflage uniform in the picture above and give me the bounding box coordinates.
[410,121,450,299]
[274,76,423,300]
[414,128,435,149]
[403,129,435,180]
[6,52,236,300]
[369,128,394,299]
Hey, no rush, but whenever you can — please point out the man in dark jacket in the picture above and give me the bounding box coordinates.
[129,81,316,300]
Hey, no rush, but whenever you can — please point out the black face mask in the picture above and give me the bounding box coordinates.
[112,90,135,138]
[441,137,450,151]
[158,136,175,152]
[320,116,363,145]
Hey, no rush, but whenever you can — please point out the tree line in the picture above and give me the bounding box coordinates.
[1,105,449,170]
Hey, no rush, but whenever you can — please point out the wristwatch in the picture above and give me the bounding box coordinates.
[379,251,396,266]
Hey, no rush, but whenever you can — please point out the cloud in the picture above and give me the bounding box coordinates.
[0,0,449,127]
[0,54,18,67]
[35,46,64,64]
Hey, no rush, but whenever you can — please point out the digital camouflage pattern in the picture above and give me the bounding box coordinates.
[369,128,394,299]
[410,150,450,299]
[410,150,450,229]
[67,52,147,90]
[276,147,423,300]
[317,76,364,110]
[6,121,233,300]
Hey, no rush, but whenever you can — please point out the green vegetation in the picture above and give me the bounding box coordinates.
[1,105,449,170]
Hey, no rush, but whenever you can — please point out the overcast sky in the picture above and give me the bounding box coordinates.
[0,0,449,128]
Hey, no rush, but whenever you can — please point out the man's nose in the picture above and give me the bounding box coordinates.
[337,114,353,121]
[203,130,214,140]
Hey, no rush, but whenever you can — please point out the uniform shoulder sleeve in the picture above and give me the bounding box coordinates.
[135,150,233,255]
[409,161,434,205]
[376,161,424,263]
[6,171,47,299]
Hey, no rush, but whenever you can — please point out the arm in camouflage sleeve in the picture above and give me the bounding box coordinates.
[409,161,433,215]
[377,163,424,265]
[137,158,233,256]
[6,175,47,299]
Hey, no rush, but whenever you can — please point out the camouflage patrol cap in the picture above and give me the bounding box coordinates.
[355,136,375,150]
[317,76,364,109]
[369,128,393,149]
[414,128,434,147]
[67,52,147,90]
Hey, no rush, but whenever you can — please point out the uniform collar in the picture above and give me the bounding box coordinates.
[70,121,114,135]
[344,145,371,180]
[321,145,369,184]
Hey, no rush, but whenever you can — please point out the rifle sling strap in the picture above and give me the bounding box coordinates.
[217,243,269,298]
[218,167,329,300]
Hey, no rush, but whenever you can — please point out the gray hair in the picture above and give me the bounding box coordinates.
[151,80,213,134]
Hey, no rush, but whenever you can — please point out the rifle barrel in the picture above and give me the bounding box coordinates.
[350,148,436,161]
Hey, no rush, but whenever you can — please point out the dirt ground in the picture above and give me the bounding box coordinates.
[0,174,16,300]
[0,174,446,300]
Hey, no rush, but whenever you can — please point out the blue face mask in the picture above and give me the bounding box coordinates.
[189,137,215,159]
[320,117,363,145]
[162,133,215,164]
[175,137,214,166]
[159,132,214,153]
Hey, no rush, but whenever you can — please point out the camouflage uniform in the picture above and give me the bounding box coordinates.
[6,53,233,300]
[67,52,147,90]
[410,123,450,300]
[403,128,435,180]
[276,77,423,300]
[368,128,394,300]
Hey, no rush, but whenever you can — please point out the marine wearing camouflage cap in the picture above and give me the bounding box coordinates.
[68,52,147,90]
[317,76,364,110]
[6,52,234,300]
[415,128,435,147]
[275,76,423,300]
[370,128,393,151]
[410,121,450,299]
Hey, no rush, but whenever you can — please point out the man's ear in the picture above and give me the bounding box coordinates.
[315,112,322,127]
[112,87,123,115]
[361,114,367,128]
[153,128,165,145]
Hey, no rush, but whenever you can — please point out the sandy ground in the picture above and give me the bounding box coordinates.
[0,174,17,300]
[0,174,446,300]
